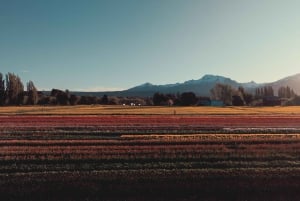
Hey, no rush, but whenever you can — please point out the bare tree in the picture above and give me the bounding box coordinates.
[0,73,5,105]
[210,83,234,105]
[27,81,39,105]
[5,73,24,105]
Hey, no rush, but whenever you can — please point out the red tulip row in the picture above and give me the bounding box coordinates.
[1,115,300,200]
[1,115,300,128]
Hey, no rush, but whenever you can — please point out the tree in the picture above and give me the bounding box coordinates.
[243,93,253,105]
[27,81,38,105]
[278,86,295,99]
[70,94,81,105]
[100,95,109,105]
[51,89,69,105]
[180,92,197,106]
[238,86,253,105]
[210,83,233,105]
[0,73,5,105]
[232,95,244,106]
[255,86,274,98]
[255,88,262,99]
[153,92,168,106]
[108,96,119,105]
[263,86,274,96]
[144,97,154,106]
[5,73,24,105]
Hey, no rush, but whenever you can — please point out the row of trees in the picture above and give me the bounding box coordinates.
[1,72,299,106]
[0,73,38,106]
[210,84,254,106]
[153,92,199,106]
[38,89,150,106]
[278,86,296,98]
[0,72,150,106]
[211,84,298,106]
[153,84,299,106]
[254,86,296,98]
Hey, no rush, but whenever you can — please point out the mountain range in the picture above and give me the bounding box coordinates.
[72,73,300,97]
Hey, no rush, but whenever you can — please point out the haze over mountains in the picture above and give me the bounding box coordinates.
[73,73,300,97]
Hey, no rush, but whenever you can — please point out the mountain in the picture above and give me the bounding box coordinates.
[267,73,300,95]
[124,74,260,97]
[127,74,300,97]
[69,73,300,97]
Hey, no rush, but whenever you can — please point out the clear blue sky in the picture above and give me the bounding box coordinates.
[1,0,300,91]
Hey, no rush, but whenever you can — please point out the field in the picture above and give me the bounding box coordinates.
[1,106,300,200]
[2,105,300,115]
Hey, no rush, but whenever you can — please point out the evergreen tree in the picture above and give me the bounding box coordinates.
[101,94,109,105]
[180,92,197,106]
[153,92,168,106]
[278,86,296,98]
[255,88,261,98]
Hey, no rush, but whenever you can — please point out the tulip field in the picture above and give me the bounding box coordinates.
[1,106,300,200]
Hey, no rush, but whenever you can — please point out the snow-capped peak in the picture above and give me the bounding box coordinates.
[200,74,228,82]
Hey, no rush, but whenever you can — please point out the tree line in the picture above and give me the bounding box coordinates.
[153,83,300,106]
[0,73,38,106]
[1,72,300,106]
[0,72,150,106]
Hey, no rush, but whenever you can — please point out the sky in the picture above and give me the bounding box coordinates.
[0,0,300,91]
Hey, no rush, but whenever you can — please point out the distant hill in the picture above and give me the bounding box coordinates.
[67,73,300,97]
[125,74,260,97]
[266,73,300,95]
